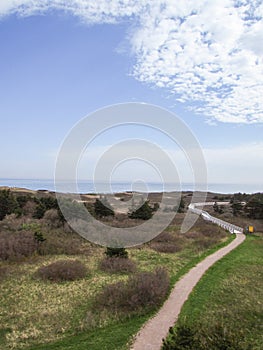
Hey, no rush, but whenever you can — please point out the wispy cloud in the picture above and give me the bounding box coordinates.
[1,0,263,123]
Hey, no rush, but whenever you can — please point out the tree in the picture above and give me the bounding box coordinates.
[57,198,88,223]
[33,196,58,219]
[231,200,243,216]
[213,202,224,214]
[244,195,263,219]
[94,197,114,218]
[178,198,185,213]
[128,199,153,220]
[0,189,18,220]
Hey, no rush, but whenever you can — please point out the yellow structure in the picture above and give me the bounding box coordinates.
[248,226,254,233]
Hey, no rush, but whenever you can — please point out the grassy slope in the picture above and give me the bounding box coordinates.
[173,234,263,349]
[23,236,235,350]
[26,315,149,350]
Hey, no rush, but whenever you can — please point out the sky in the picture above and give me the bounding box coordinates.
[0,0,262,191]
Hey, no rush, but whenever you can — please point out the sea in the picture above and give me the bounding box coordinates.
[0,178,261,194]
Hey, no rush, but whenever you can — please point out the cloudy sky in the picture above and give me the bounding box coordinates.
[0,0,262,191]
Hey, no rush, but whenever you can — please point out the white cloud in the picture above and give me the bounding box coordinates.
[132,0,263,123]
[1,0,263,123]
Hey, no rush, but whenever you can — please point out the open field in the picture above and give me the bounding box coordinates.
[0,188,262,349]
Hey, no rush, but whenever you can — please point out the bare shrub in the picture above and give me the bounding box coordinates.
[184,230,203,239]
[0,231,38,261]
[95,267,169,313]
[151,242,182,253]
[153,232,175,242]
[151,232,185,253]
[194,236,219,250]
[38,233,82,255]
[42,209,61,228]
[36,259,88,282]
[99,257,137,274]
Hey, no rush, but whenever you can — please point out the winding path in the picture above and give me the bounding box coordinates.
[130,204,246,350]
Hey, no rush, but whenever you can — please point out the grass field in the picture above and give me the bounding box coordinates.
[163,234,263,349]
[0,218,232,350]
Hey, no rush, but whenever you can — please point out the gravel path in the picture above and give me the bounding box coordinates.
[130,232,246,350]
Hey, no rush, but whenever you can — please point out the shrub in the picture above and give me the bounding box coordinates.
[36,259,88,282]
[162,322,248,350]
[38,234,82,255]
[153,232,175,242]
[99,257,137,273]
[151,242,182,253]
[0,231,38,261]
[105,247,128,258]
[42,209,61,228]
[95,267,169,313]
[194,236,219,250]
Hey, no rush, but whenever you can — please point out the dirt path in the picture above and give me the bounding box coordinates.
[130,233,246,350]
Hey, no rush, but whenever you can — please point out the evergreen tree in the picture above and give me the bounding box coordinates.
[128,199,153,220]
[94,197,114,218]
[0,189,18,220]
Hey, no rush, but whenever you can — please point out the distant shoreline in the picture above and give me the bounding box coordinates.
[0,178,262,194]
[0,185,261,197]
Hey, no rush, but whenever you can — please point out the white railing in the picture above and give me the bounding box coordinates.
[188,202,243,234]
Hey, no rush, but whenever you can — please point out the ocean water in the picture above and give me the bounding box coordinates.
[0,178,261,194]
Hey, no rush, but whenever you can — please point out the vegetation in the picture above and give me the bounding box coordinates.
[94,197,114,218]
[162,235,263,350]
[230,192,263,219]
[128,199,154,220]
[105,247,128,258]
[213,201,224,214]
[0,231,38,261]
[0,189,18,220]
[0,188,261,350]
[99,257,137,274]
[36,260,88,282]
[94,267,169,314]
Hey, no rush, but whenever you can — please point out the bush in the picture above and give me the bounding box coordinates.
[0,231,38,261]
[38,234,82,255]
[194,236,219,250]
[151,232,184,253]
[99,257,137,274]
[151,242,182,253]
[95,267,169,313]
[42,209,61,228]
[162,322,248,350]
[36,259,88,282]
[105,247,128,258]
[153,232,175,242]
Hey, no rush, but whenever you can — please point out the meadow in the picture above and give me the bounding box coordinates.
[0,189,262,349]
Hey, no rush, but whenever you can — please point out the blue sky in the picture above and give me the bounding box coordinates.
[0,1,262,190]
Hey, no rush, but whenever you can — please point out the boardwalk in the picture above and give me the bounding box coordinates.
[131,204,245,350]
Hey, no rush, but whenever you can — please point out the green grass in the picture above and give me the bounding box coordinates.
[0,226,232,350]
[165,234,263,349]
[24,236,235,350]
[27,315,150,350]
